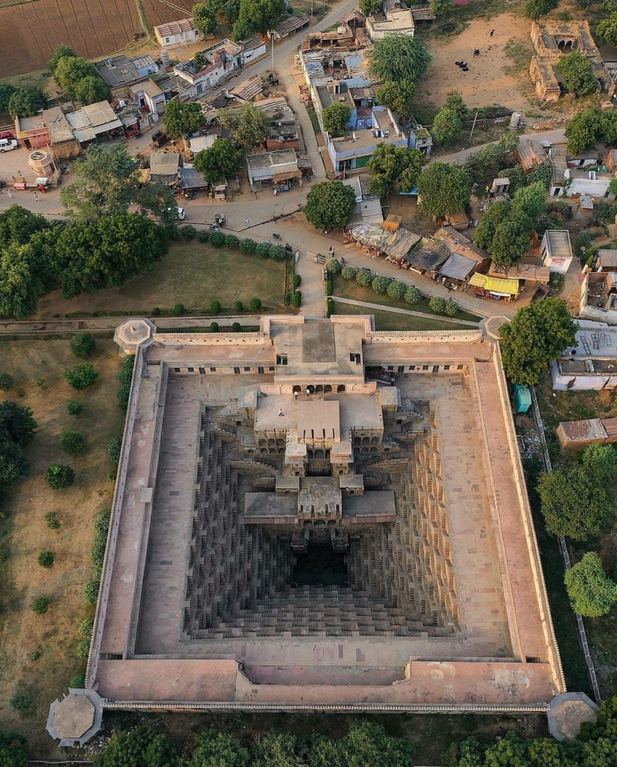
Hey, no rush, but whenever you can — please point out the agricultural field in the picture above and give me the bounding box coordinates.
[0,337,123,755]
[0,0,199,78]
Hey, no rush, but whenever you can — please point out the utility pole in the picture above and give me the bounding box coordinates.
[469,110,478,141]
[271,32,275,72]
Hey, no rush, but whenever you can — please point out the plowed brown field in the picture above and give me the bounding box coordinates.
[0,0,198,78]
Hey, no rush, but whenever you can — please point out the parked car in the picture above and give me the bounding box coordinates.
[0,138,18,153]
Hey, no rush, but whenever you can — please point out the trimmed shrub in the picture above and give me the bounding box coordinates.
[356,269,373,287]
[45,511,61,529]
[61,429,85,455]
[174,303,185,316]
[0,373,14,390]
[210,300,221,314]
[70,672,86,688]
[405,286,422,304]
[9,692,32,714]
[91,510,110,579]
[33,376,45,388]
[46,464,75,489]
[76,638,91,660]
[83,580,100,605]
[371,275,391,294]
[210,231,225,247]
[67,400,82,415]
[152,307,161,316]
[70,333,96,359]
[326,257,342,274]
[292,292,302,308]
[32,597,50,614]
[180,224,197,240]
[63,363,98,391]
[210,321,219,332]
[326,297,334,317]
[445,297,458,317]
[37,551,55,568]
[79,618,94,638]
[233,300,243,313]
[256,242,271,257]
[293,274,301,289]
[326,274,333,296]
[232,322,242,332]
[387,280,407,300]
[108,437,121,465]
[429,296,448,315]
[198,230,209,243]
[249,297,262,311]
[270,244,287,260]
[240,237,256,253]
[341,265,358,281]
[225,234,240,249]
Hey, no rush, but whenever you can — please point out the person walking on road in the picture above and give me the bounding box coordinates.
[7,189,13,198]
[33,191,39,202]
[245,217,250,226]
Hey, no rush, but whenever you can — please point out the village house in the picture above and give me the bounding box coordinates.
[552,321,617,390]
[239,37,267,65]
[66,101,124,145]
[530,20,615,102]
[271,13,311,40]
[155,17,203,48]
[149,151,180,186]
[175,39,243,97]
[541,230,574,274]
[131,54,159,77]
[95,55,145,94]
[129,80,166,121]
[580,270,617,325]
[366,0,415,41]
[246,148,301,189]
[14,106,80,159]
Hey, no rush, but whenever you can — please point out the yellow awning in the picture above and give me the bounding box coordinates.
[469,272,519,295]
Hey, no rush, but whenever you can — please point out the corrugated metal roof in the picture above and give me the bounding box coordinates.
[469,273,519,294]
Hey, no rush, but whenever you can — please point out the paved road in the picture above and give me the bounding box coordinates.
[332,297,481,326]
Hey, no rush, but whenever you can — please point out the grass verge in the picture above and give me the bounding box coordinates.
[332,302,476,331]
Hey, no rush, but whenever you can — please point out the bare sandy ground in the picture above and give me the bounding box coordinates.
[416,14,533,112]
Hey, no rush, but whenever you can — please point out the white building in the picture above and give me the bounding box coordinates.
[174,39,243,97]
[155,18,203,48]
[552,321,617,391]
[541,230,573,274]
[366,0,415,40]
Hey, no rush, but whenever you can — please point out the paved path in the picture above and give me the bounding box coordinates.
[332,297,481,326]
[437,128,567,166]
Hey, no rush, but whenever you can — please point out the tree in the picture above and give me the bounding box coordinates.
[368,143,426,197]
[387,280,407,299]
[194,138,242,185]
[340,720,414,767]
[429,296,448,315]
[70,333,96,359]
[63,363,99,390]
[238,0,286,33]
[511,180,548,222]
[0,373,13,390]
[0,83,16,113]
[525,0,559,19]
[253,732,304,767]
[249,297,262,310]
[48,44,76,75]
[326,257,342,274]
[54,56,107,101]
[500,298,576,385]
[356,270,373,287]
[74,75,109,105]
[67,400,82,415]
[304,181,356,231]
[417,162,471,219]
[565,108,603,155]
[61,429,85,455]
[163,98,206,138]
[565,552,617,617]
[58,215,169,299]
[405,286,421,304]
[37,551,55,567]
[430,0,453,15]
[0,431,29,485]
[0,731,29,767]
[221,103,268,150]
[108,436,122,465]
[93,727,179,767]
[0,243,44,319]
[598,12,617,48]
[0,401,37,446]
[474,200,510,251]
[322,102,351,138]
[376,80,415,116]
[9,693,32,715]
[556,51,598,97]
[232,19,254,40]
[8,87,48,118]
[342,265,358,280]
[46,464,75,489]
[431,106,463,147]
[62,144,176,223]
[359,0,381,14]
[32,597,50,614]
[368,34,432,84]
[193,2,218,35]
[491,212,532,266]
[372,276,390,293]
[0,205,49,248]
[187,730,249,767]
[582,443,617,485]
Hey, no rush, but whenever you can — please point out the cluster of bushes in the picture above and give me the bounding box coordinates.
[0,400,37,488]
[182,226,289,261]
[117,355,135,412]
[331,258,456,315]
[210,297,262,315]
[49,44,108,105]
[83,510,111,607]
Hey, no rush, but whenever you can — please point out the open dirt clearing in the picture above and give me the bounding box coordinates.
[0,338,123,756]
[416,14,533,112]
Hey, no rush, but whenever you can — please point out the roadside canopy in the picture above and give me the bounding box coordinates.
[439,252,476,281]
[469,273,519,295]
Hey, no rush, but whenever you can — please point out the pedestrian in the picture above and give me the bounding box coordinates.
[490,28,495,36]
[306,387,311,396]
[294,391,299,399]
[245,217,250,226]
[33,191,39,202]
[341,256,346,266]
[7,189,13,198]
[278,408,284,416]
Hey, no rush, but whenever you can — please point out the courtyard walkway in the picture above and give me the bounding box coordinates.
[332,297,481,326]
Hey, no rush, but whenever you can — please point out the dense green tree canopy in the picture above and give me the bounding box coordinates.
[232,18,254,40]
[431,105,463,147]
[465,133,519,187]
[163,99,207,138]
[8,87,49,118]
[489,211,532,266]
[597,12,617,47]
[238,0,286,33]
[186,730,249,767]
[0,401,37,446]
[367,33,432,84]
[304,180,356,231]
[0,205,49,248]
[74,75,109,105]
[48,44,76,74]
[376,79,416,116]
[525,0,559,19]
[565,552,617,617]
[565,107,604,155]
[70,333,96,359]
[0,243,44,319]
[0,83,16,113]
[194,138,242,184]
[556,51,598,97]
[417,162,471,219]
[368,143,426,197]
[359,0,381,14]
[193,1,218,35]
[500,298,576,385]
[221,103,269,150]
[54,56,108,103]
[63,363,98,390]
[322,102,352,138]
[511,180,548,222]
[94,727,179,767]
[62,144,176,223]
[0,731,29,767]
[430,0,453,16]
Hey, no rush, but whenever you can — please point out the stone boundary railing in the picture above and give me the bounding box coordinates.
[86,348,145,687]
[369,330,483,344]
[155,332,266,346]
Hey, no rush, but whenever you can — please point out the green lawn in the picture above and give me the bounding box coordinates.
[332,275,481,323]
[37,242,288,318]
[332,302,476,332]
